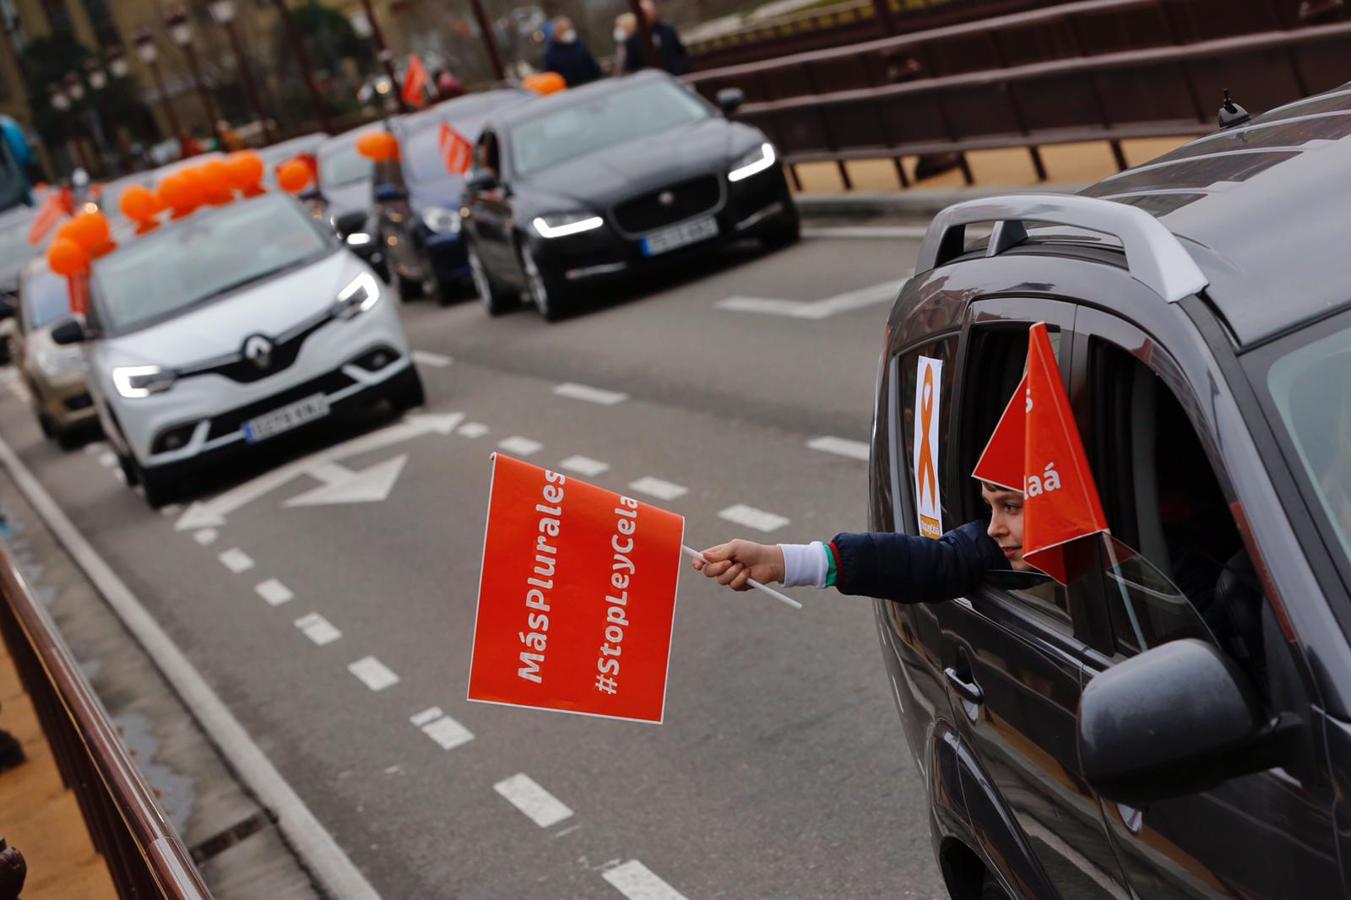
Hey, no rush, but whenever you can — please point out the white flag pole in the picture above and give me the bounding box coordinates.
[682,544,802,610]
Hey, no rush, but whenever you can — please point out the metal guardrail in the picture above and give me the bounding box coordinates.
[693,17,1351,189]
[0,543,210,899]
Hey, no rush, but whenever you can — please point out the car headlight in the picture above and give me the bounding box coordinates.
[532,212,604,239]
[728,142,777,182]
[334,270,382,320]
[113,365,174,399]
[421,206,462,234]
[34,346,84,378]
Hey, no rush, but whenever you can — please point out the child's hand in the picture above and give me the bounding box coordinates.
[692,540,785,591]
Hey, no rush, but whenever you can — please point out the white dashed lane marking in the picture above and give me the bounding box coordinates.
[807,435,870,461]
[498,436,542,456]
[553,382,628,406]
[255,578,294,606]
[410,707,474,750]
[602,860,688,900]
[218,548,255,573]
[84,443,104,456]
[97,451,116,468]
[718,504,790,533]
[628,477,687,501]
[348,656,399,691]
[494,774,573,828]
[193,528,218,546]
[559,455,610,477]
[412,350,452,368]
[458,422,488,438]
[295,613,342,646]
[716,281,900,320]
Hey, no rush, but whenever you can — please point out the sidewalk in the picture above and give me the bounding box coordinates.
[789,137,1192,219]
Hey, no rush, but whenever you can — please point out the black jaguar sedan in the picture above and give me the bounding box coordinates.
[462,70,799,320]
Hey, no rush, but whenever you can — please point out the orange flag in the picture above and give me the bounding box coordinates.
[27,191,66,245]
[439,122,474,175]
[402,53,429,109]
[971,324,1109,582]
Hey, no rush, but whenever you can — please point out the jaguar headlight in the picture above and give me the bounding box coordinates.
[421,206,462,234]
[728,142,777,182]
[334,270,381,320]
[532,212,604,239]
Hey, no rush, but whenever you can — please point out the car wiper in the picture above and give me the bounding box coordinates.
[189,255,319,306]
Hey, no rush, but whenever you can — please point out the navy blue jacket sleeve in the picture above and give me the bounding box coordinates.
[831,521,1007,603]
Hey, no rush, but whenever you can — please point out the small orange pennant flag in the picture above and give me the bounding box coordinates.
[439,122,474,175]
[971,372,1026,494]
[1020,323,1109,581]
[27,192,66,245]
[402,53,429,109]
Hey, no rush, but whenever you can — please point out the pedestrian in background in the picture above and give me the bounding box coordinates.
[543,16,603,87]
[611,13,636,75]
[623,0,689,76]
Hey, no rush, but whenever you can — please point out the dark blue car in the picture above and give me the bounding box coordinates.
[374,90,529,302]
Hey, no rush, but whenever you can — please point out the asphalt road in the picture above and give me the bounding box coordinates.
[0,230,947,899]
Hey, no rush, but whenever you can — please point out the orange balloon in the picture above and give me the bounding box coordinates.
[119,184,158,222]
[523,72,566,95]
[67,211,111,253]
[356,132,399,162]
[226,151,266,196]
[48,238,88,276]
[277,158,313,193]
[157,171,202,219]
[55,219,81,245]
[201,160,235,205]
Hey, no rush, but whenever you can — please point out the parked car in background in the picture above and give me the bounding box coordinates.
[0,203,50,361]
[99,153,227,224]
[374,90,529,302]
[872,84,1351,899]
[258,132,328,191]
[12,259,96,448]
[314,122,391,281]
[463,70,798,321]
[53,192,423,507]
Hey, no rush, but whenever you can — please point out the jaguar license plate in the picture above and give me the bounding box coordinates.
[640,216,719,256]
[243,394,330,443]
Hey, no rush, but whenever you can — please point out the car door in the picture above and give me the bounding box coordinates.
[1071,308,1342,898]
[464,129,518,284]
[935,297,1132,898]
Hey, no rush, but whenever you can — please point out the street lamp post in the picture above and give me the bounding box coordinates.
[104,46,139,167]
[356,0,409,112]
[464,0,506,83]
[208,0,273,142]
[48,85,92,173]
[165,6,227,148]
[271,0,333,132]
[82,58,127,172]
[135,28,186,152]
[61,71,102,174]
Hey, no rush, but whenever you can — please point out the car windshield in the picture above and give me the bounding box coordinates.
[92,194,330,334]
[509,79,710,177]
[1264,319,1351,579]
[319,140,372,190]
[21,267,71,330]
[403,95,521,184]
[0,212,36,271]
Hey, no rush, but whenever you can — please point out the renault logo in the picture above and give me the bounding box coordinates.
[243,335,273,370]
[658,191,676,207]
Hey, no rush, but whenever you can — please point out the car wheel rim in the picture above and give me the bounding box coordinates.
[470,250,493,307]
[522,247,550,317]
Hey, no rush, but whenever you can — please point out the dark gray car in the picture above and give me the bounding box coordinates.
[872,82,1351,898]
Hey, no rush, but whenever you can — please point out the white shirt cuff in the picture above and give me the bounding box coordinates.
[780,541,829,588]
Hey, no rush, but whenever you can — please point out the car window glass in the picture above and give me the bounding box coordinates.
[509,79,709,177]
[21,268,70,331]
[319,140,372,191]
[92,195,329,334]
[1089,339,1271,699]
[956,324,1070,625]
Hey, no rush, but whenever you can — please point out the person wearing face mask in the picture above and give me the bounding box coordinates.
[622,0,689,75]
[611,13,636,75]
[543,16,603,87]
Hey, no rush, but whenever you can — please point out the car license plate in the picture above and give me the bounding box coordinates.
[641,216,719,256]
[243,394,330,443]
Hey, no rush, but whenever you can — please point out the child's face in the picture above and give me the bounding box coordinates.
[980,483,1029,571]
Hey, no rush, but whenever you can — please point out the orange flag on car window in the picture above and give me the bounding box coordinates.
[971,324,1109,582]
[402,53,429,109]
[439,122,474,175]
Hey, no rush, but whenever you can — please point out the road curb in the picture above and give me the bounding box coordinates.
[0,434,383,900]
[795,184,1089,220]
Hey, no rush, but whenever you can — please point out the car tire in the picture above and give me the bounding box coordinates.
[37,412,55,440]
[55,426,80,451]
[396,270,427,301]
[979,873,1011,900]
[520,243,565,322]
[135,460,177,509]
[117,452,140,487]
[761,213,801,251]
[470,244,515,316]
[389,369,426,411]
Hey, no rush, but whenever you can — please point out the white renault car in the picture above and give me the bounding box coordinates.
[52,192,423,507]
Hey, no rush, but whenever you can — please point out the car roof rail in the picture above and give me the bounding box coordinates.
[916,193,1209,304]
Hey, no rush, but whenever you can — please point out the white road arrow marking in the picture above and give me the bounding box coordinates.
[174,412,463,531]
[285,454,408,507]
[716,280,901,320]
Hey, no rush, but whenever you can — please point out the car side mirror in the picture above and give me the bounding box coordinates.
[373,182,407,203]
[717,87,746,117]
[50,318,86,345]
[1078,638,1289,805]
[465,169,499,193]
